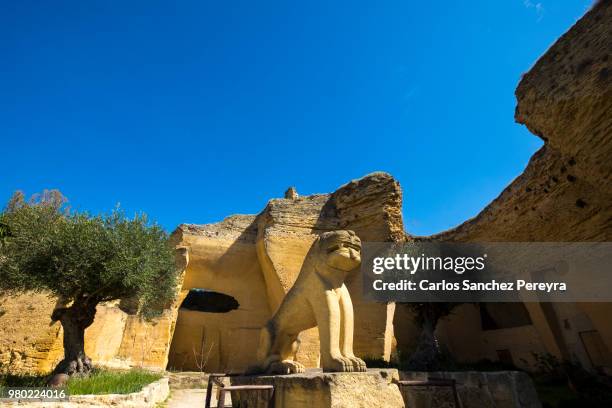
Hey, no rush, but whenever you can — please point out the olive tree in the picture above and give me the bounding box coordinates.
[0,191,178,375]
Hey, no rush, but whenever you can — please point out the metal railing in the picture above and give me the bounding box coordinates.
[395,377,463,408]
[204,373,274,408]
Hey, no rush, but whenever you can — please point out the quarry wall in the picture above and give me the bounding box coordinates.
[0,1,609,375]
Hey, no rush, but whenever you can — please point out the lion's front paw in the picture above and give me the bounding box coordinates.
[323,354,354,372]
[269,360,305,375]
[346,356,367,372]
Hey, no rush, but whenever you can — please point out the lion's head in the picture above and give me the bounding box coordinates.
[316,230,361,274]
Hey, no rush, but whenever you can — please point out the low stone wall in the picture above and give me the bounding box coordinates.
[166,371,210,390]
[399,371,541,408]
[4,377,169,408]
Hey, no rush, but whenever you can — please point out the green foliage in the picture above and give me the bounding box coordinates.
[0,221,10,241]
[402,302,460,327]
[530,353,612,408]
[66,368,162,395]
[0,369,162,395]
[0,190,178,318]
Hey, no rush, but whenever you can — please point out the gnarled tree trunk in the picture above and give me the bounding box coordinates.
[407,316,441,370]
[406,303,454,370]
[51,299,98,376]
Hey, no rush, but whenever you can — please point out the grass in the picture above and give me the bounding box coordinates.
[67,368,162,395]
[0,368,162,396]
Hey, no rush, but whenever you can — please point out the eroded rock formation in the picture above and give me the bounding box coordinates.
[432,0,611,243]
[423,0,612,369]
[0,173,404,374]
[169,172,405,372]
[0,2,608,376]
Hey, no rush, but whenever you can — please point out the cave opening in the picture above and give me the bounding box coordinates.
[179,288,240,313]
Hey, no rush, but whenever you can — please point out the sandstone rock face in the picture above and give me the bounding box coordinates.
[284,186,299,199]
[0,173,404,375]
[418,1,612,372]
[230,369,404,408]
[0,293,63,373]
[2,3,608,379]
[0,295,181,375]
[169,172,405,371]
[167,215,271,372]
[0,251,187,375]
[432,1,611,243]
[253,173,404,367]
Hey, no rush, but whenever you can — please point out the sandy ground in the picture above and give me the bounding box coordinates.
[166,388,231,407]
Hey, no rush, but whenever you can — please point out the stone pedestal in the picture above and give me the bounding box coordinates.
[399,371,541,408]
[230,368,404,408]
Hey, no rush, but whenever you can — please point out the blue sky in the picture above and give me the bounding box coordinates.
[1,1,592,235]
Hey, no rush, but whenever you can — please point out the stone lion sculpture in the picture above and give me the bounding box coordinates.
[249,230,367,374]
